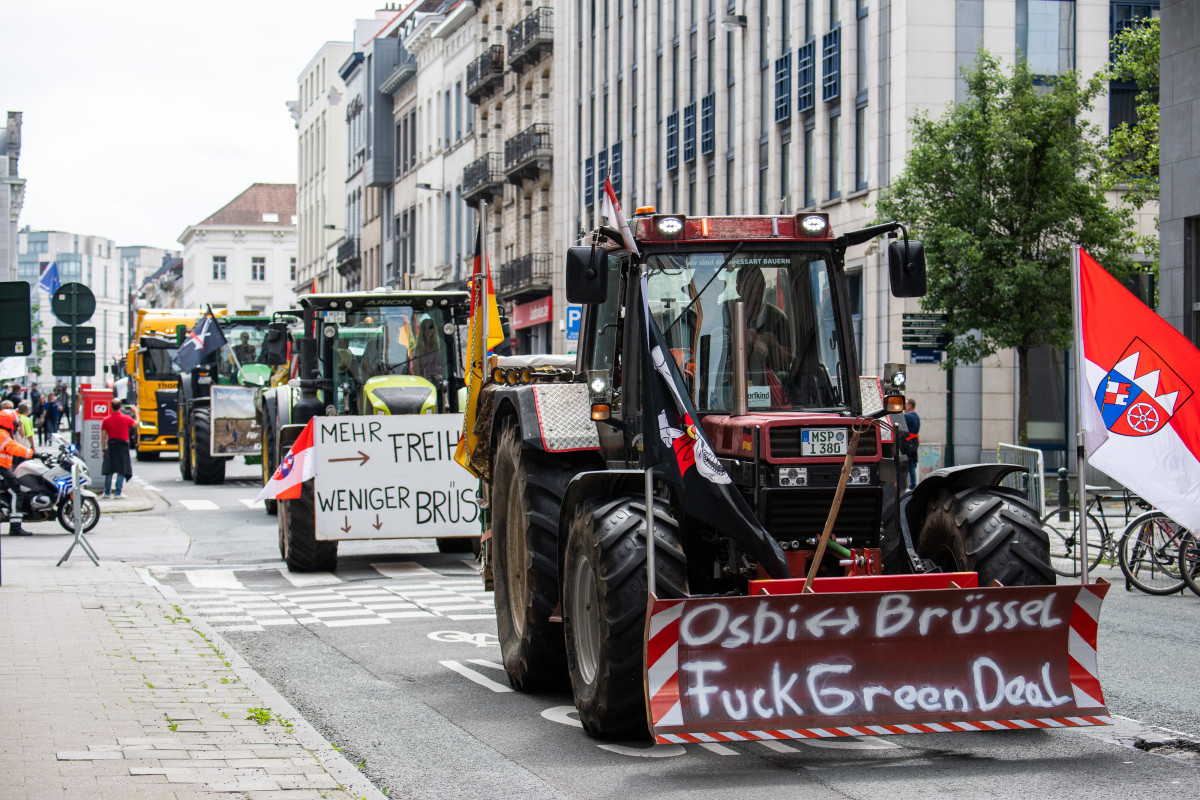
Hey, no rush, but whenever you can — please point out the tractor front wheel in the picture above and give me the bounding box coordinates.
[917,486,1055,586]
[563,495,688,739]
[191,408,226,485]
[279,480,337,572]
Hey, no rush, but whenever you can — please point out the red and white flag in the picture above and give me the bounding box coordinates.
[1077,247,1200,531]
[601,175,639,256]
[255,419,316,501]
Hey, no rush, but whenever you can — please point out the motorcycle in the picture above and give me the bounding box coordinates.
[5,438,101,533]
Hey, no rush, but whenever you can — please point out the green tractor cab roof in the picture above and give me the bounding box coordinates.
[300,289,469,312]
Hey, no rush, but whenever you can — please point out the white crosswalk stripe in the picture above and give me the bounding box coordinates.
[166,561,494,631]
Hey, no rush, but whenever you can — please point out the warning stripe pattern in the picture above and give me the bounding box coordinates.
[653,716,1115,745]
[646,585,1111,744]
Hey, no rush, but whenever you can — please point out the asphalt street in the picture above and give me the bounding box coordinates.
[8,455,1197,799]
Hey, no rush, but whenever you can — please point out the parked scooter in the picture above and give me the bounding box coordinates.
[4,438,101,533]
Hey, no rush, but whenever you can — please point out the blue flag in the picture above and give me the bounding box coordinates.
[37,262,61,294]
[172,309,227,373]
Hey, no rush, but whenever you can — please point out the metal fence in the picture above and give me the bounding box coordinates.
[996,442,1046,517]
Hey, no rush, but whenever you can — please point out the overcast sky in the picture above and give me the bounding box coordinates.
[2,1,384,251]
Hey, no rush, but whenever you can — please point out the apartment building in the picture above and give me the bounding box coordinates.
[177,183,298,312]
[1,112,23,283]
[296,40,353,296]
[557,0,1155,465]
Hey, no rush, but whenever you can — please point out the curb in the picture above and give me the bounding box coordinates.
[136,567,388,800]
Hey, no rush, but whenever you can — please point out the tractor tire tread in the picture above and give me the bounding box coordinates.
[192,409,226,486]
[282,481,337,572]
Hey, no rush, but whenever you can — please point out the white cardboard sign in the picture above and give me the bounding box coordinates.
[313,414,479,541]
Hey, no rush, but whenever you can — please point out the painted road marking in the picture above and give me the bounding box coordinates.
[186,570,242,590]
[179,499,220,511]
[277,570,344,587]
[440,660,512,693]
[238,498,259,508]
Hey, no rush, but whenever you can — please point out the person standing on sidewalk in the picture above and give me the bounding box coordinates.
[100,399,138,499]
[0,409,35,535]
[15,400,35,457]
[39,392,61,445]
[903,399,921,488]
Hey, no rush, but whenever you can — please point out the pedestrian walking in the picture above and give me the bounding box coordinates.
[100,399,138,499]
[903,399,921,488]
[39,393,61,446]
[0,408,35,535]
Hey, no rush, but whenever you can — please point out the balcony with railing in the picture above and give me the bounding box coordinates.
[462,153,505,206]
[379,47,418,95]
[507,8,553,70]
[336,236,361,278]
[497,253,553,300]
[503,123,552,183]
[466,45,505,102]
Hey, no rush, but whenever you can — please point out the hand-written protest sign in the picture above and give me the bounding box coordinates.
[646,582,1110,742]
[313,414,479,541]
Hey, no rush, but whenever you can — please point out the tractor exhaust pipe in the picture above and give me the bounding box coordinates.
[731,301,748,417]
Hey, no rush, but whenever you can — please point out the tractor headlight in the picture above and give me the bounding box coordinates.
[848,465,871,485]
[777,467,807,487]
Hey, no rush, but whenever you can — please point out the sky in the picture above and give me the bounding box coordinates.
[1,1,386,251]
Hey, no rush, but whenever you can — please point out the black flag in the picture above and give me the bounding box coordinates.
[639,271,790,579]
[173,309,227,373]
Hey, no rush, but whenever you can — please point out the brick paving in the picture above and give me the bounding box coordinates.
[0,559,384,799]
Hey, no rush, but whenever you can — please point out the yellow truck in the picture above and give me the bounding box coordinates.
[125,308,203,460]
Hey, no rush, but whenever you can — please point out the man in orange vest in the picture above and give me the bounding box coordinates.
[0,408,35,535]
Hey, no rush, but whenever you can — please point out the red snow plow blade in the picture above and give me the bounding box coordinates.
[644,573,1110,744]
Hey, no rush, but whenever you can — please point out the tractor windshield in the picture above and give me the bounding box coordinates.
[331,306,452,404]
[645,250,849,413]
[217,323,270,377]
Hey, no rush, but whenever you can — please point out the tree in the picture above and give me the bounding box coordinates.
[876,52,1136,445]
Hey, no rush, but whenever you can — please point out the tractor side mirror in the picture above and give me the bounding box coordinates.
[888,240,927,298]
[565,246,609,305]
[263,322,290,366]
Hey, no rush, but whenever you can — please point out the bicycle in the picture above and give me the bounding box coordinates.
[1040,486,1132,577]
[1118,511,1191,595]
[1179,530,1200,598]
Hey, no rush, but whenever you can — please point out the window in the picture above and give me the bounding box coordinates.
[455,82,463,141]
[780,131,791,212]
[598,149,609,199]
[854,103,868,190]
[828,110,841,198]
[758,140,769,213]
[611,142,624,195]
[212,256,227,281]
[1108,2,1158,132]
[1015,0,1076,76]
[683,102,697,163]
[290,256,297,282]
[251,256,266,281]
[774,52,792,122]
[584,156,596,206]
[700,92,715,155]
[821,28,841,102]
[846,270,863,370]
[797,40,816,112]
[666,110,680,171]
[803,121,815,206]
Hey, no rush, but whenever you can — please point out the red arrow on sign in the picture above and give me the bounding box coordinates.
[372,514,383,531]
[340,516,352,533]
[329,451,370,466]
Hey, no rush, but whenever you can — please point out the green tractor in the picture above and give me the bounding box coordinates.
[177,313,276,485]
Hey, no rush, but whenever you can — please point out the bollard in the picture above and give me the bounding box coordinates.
[1057,467,1070,521]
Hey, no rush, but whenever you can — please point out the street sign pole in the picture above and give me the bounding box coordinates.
[70,288,77,440]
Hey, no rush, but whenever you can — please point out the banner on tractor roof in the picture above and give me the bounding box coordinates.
[1076,248,1200,532]
[255,418,315,502]
[646,581,1112,743]
[638,271,790,579]
[173,307,226,373]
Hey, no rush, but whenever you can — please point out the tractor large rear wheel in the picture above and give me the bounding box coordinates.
[192,408,226,485]
[262,403,278,515]
[490,420,588,691]
[279,480,337,572]
[563,495,688,739]
[917,486,1055,586]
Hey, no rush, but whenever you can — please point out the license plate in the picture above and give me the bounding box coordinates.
[800,427,847,456]
[323,310,346,323]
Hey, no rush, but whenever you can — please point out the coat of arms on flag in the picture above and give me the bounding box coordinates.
[1094,338,1193,437]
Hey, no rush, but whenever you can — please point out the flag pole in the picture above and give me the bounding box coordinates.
[1072,245,1090,585]
[480,201,489,360]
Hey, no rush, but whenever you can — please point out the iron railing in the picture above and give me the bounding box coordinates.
[463,153,505,202]
[504,123,552,174]
[337,236,361,266]
[466,45,504,100]
[507,8,553,68]
[498,253,553,297]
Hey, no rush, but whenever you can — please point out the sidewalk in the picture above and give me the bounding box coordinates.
[0,559,386,799]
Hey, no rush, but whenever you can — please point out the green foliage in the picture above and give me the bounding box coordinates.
[876,51,1137,443]
[1102,16,1159,209]
[246,707,272,725]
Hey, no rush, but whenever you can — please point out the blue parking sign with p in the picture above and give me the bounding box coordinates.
[566,304,582,341]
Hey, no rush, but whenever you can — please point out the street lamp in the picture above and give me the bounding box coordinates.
[415,183,443,191]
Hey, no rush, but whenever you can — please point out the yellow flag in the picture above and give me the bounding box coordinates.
[454,219,500,476]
